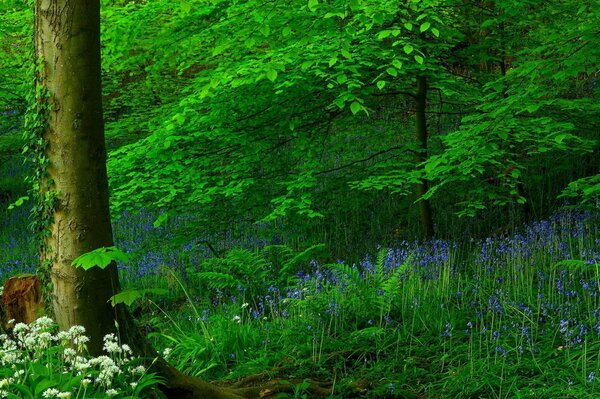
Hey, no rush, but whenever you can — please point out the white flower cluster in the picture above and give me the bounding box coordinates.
[0,317,154,399]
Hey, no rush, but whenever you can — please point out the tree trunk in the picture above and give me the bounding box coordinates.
[414,75,435,239]
[35,0,121,354]
[2,275,44,328]
[34,1,251,398]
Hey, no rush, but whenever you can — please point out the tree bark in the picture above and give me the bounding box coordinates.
[34,1,252,398]
[414,75,435,239]
[35,0,120,354]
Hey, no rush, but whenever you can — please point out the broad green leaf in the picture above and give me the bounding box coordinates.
[554,133,567,143]
[386,67,398,77]
[403,44,414,54]
[377,80,386,90]
[308,0,318,11]
[414,55,424,64]
[180,1,191,13]
[110,288,169,307]
[266,68,278,82]
[377,30,392,39]
[300,61,312,71]
[420,22,431,32]
[431,27,440,37]
[350,101,362,115]
[72,246,130,270]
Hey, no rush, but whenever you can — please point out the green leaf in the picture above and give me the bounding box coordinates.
[350,101,362,115]
[328,57,338,67]
[403,44,414,54]
[300,61,313,71]
[431,27,440,37]
[377,80,386,90]
[377,30,392,39]
[392,59,403,69]
[180,1,191,13]
[414,55,424,64]
[72,246,130,270]
[260,24,270,36]
[554,133,567,143]
[386,67,398,77]
[420,22,431,32]
[153,212,170,228]
[110,288,169,307]
[266,69,278,82]
[404,22,413,30]
[7,196,29,210]
[308,0,318,11]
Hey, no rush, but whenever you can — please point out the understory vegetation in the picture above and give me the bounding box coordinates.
[1,182,598,397]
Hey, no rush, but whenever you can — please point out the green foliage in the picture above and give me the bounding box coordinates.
[0,317,162,398]
[186,244,327,298]
[110,288,169,307]
[560,174,600,205]
[72,246,130,271]
[188,248,270,295]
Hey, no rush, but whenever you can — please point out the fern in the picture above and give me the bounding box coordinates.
[192,271,243,291]
[330,263,363,289]
[263,243,327,285]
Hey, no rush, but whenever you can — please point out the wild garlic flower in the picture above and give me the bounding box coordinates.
[163,347,172,359]
[106,388,119,397]
[42,388,60,398]
[131,365,146,374]
[62,348,77,360]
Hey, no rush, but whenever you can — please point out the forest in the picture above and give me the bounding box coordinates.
[0,0,598,398]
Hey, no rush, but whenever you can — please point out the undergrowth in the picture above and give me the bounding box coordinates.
[1,205,599,398]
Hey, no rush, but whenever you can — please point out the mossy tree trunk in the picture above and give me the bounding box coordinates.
[35,0,121,354]
[34,1,250,398]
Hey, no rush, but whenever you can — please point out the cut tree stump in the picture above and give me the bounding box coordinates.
[2,275,45,329]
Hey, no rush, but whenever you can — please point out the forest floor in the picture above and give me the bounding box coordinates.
[1,202,599,398]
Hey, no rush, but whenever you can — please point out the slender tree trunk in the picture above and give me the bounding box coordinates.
[34,1,250,398]
[414,75,435,239]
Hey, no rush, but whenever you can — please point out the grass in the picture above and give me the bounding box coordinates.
[1,183,599,397]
